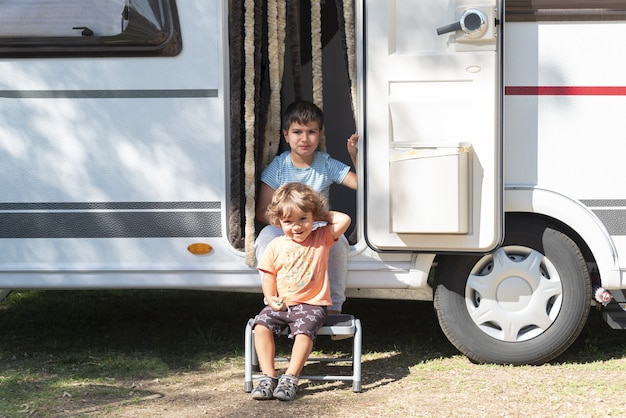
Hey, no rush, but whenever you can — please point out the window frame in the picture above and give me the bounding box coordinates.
[507,0,626,22]
[0,0,181,57]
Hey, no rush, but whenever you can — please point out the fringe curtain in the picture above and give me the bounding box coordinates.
[261,0,287,170]
[227,0,244,248]
[342,0,358,124]
[311,0,325,151]
[287,0,302,101]
[238,0,357,265]
[243,0,258,266]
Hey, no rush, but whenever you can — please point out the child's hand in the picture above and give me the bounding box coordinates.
[347,133,359,158]
[269,296,286,311]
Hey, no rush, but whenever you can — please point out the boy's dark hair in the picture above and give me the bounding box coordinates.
[282,100,324,131]
[266,182,329,227]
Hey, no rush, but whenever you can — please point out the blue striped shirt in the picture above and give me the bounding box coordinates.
[260,151,350,199]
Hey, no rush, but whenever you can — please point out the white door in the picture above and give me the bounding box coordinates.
[364,0,503,252]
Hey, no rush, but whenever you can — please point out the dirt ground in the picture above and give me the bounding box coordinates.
[52,355,626,417]
[5,293,625,417]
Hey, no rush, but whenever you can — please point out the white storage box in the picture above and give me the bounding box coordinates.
[389,144,471,234]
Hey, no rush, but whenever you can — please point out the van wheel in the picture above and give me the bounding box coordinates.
[433,220,591,365]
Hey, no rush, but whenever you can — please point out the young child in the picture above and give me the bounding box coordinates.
[255,100,358,313]
[251,182,351,401]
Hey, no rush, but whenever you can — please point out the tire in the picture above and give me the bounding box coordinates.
[433,218,591,365]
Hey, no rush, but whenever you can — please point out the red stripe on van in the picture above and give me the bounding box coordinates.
[505,86,626,96]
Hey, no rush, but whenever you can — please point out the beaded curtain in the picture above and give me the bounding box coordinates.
[228,0,357,266]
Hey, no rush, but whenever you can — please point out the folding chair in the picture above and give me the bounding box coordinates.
[244,314,362,393]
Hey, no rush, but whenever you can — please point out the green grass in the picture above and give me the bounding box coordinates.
[1,290,626,416]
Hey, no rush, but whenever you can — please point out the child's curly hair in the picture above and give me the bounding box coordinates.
[265,183,329,227]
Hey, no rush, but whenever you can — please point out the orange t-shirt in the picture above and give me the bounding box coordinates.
[258,226,336,307]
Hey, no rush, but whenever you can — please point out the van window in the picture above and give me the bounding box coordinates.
[507,1,626,22]
[0,0,181,56]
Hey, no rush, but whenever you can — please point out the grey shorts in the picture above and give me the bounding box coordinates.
[252,303,327,340]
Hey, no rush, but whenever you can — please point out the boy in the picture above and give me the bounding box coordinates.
[255,100,358,313]
[251,182,351,401]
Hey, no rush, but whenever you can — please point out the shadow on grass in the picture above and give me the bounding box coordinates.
[0,290,453,362]
[1,290,626,414]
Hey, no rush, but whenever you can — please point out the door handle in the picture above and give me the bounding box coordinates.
[437,9,487,36]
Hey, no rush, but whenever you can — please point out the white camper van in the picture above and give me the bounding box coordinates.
[1,0,625,366]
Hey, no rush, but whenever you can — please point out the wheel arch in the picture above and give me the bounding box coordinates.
[504,187,620,288]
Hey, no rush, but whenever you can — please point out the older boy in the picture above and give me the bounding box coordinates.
[255,100,358,313]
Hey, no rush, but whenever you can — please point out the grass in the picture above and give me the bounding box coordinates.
[1,290,626,416]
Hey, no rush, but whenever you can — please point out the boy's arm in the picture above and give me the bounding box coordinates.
[256,182,276,224]
[341,171,357,190]
[324,210,351,240]
[347,133,358,169]
[261,270,286,310]
[341,134,359,190]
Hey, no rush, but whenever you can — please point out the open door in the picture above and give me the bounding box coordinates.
[364,0,503,252]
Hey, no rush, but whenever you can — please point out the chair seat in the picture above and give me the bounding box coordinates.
[316,314,357,336]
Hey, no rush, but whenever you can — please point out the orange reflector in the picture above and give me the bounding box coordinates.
[187,243,213,255]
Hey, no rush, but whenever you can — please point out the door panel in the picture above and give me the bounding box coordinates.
[364,0,503,252]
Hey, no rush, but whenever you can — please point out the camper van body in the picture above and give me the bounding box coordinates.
[1,0,626,365]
